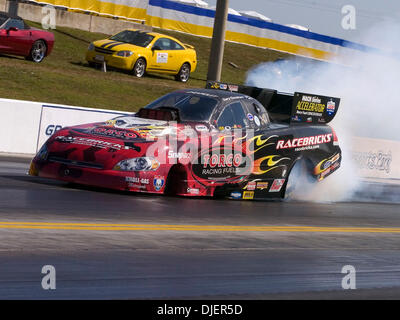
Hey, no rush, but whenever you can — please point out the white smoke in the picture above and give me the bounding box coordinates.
[245,21,400,202]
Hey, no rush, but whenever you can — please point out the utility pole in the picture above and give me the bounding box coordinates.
[8,0,19,16]
[206,0,229,82]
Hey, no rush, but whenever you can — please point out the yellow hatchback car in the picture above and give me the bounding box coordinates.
[86,29,197,82]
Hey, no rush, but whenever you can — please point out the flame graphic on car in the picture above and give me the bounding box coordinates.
[246,135,278,153]
[253,155,290,175]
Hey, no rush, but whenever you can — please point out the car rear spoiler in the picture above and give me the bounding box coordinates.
[183,43,195,49]
[205,81,340,124]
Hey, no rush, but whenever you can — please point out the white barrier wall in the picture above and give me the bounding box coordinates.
[36,104,130,150]
[0,99,42,154]
[0,98,129,155]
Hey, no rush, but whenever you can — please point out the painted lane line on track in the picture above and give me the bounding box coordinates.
[1,221,400,233]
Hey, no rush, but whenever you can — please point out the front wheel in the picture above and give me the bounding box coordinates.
[132,58,146,78]
[26,40,47,63]
[175,63,190,82]
[164,165,187,196]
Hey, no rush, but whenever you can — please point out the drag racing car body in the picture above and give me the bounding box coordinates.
[29,82,342,200]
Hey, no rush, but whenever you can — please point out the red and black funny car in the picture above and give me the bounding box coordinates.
[29,81,342,200]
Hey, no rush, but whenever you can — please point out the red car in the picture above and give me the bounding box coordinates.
[29,84,342,201]
[0,12,54,62]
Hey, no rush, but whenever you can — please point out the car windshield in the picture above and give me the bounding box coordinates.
[144,92,219,122]
[109,30,154,47]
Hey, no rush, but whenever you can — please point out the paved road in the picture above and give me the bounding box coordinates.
[0,155,400,299]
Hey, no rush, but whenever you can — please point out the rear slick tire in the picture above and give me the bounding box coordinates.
[284,159,315,200]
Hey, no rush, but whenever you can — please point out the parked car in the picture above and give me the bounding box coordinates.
[86,29,197,82]
[0,12,54,62]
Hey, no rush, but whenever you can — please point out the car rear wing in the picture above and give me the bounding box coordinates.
[205,81,340,125]
[183,43,195,49]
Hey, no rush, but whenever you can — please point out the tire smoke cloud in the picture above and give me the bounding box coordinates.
[245,21,400,202]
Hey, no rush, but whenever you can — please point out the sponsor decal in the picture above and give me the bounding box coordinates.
[156,52,168,63]
[187,188,199,195]
[230,192,242,199]
[276,134,333,150]
[242,191,254,199]
[192,148,251,180]
[314,153,341,175]
[247,113,254,121]
[228,84,239,92]
[220,83,228,90]
[125,177,149,184]
[210,82,220,89]
[153,176,165,191]
[256,182,269,190]
[195,125,208,132]
[318,170,330,181]
[244,181,256,191]
[127,183,146,189]
[318,162,339,181]
[202,153,243,169]
[45,125,62,136]
[168,151,191,159]
[291,115,302,122]
[180,126,196,138]
[222,96,244,101]
[323,160,332,170]
[92,127,137,139]
[55,135,126,150]
[254,115,261,126]
[352,151,391,174]
[331,153,340,163]
[218,125,238,131]
[292,93,340,123]
[107,116,167,129]
[269,179,285,192]
[326,100,336,115]
[331,161,340,170]
[296,95,325,115]
[185,91,219,98]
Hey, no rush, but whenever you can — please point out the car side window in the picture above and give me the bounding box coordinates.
[171,40,184,50]
[153,38,172,50]
[243,99,270,128]
[217,101,248,130]
[4,18,25,30]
